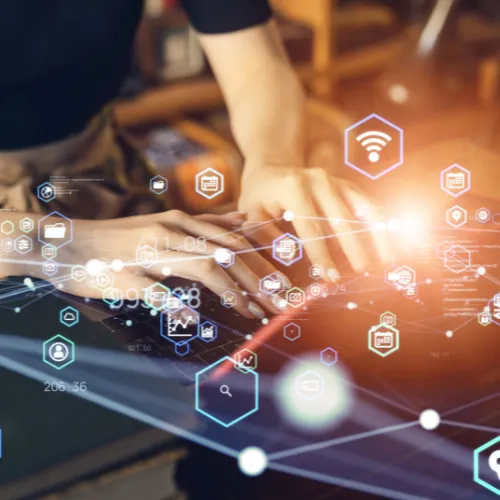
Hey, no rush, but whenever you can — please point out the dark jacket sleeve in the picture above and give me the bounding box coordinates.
[180,0,272,34]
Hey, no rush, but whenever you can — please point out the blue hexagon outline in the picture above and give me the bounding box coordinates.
[38,211,73,249]
[284,322,301,341]
[149,175,168,195]
[272,233,303,267]
[198,321,218,343]
[60,306,79,327]
[296,369,325,401]
[37,182,56,203]
[160,305,200,345]
[476,207,491,223]
[259,272,286,295]
[195,356,259,428]
[344,113,404,180]
[43,334,75,370]
[444,244,471,274]
[42,244,58,260]
[42,260,58,277]
[103,289,122,307]
[144,282,171,311]
[368,323,399,357]
[15,235,33,255]
[446,205,468,228]
[195,167,225,200]
[387,265,416,291]
[473,435,500,495]
[440,164,471,198]
[221,291,237,309]
[320,347,338,366]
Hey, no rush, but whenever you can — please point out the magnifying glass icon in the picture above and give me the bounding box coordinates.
[220,384,232,397]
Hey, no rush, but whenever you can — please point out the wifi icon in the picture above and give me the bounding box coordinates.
[356,130,392,163]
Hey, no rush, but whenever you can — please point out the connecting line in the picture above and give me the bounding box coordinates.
[267,421,419,461]
[293,215,371,226]
[267,460,432,500]
[440,420,500,434]
[441,390,500,418]
[0,352,239,460]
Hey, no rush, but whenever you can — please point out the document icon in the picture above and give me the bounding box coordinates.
[201,175,219,192]
[446,172,465,189]
[44,223,66,239]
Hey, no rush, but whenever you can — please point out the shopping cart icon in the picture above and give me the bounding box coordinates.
[44,223,66,239]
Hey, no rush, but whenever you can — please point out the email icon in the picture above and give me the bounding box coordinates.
[44,223,66,239]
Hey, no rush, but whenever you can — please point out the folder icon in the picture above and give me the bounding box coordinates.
[44,223,66,239]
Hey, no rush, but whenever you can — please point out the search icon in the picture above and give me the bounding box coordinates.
[220,384,232,397]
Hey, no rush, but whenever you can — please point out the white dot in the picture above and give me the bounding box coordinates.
[261,318,269,325]
[283,210,294,222]
[364,271,370,277]
[162,266,171,276]
[245,334,253,340]
[242,291,248,296]
[111,259,124,272]
[389,84,409,104]
[419,409,440,430]
[387,219,401,231]
[368,151,380,163]
[347,302,357,310]
[477,266,486,276]
[57,283,64,290]
[150,309,158,316]
[238,447,268,477]
[126,320,133,327]
[425,278,432,284]
[214,247,232,264]
[14,307,20,313]
[24,278,34,289]
[86,259,104,276]
[445,330,453,338]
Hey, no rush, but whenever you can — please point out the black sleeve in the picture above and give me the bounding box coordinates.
[179,0,272,34]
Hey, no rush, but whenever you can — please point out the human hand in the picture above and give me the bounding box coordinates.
[238,165,393,277]
[33,210,284,319]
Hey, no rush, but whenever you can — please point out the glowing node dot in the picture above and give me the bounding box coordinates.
[57,284,64,290]
[477,266,486,276]
[283,210,294,222]
[14,307,20,313]
[86,259,104,277]
[364,271,370,277]
[162,266,171,276]
[242,291,248,297]
[111,259,124,272]
[261,318,269,325]
[425,278,432,284]
[150,309,158,317]
[445,330,453,338]
[84,298,90,303]
[368,151,380,163]
[419,409,440,430]
[214,247,232,264]
[238,447,268,477]
[278,299,287,309]
[125,320,133,327]
[347,302,357,310]
[24,278,34,289]
[245,334,253,340]
[387,219,401,231]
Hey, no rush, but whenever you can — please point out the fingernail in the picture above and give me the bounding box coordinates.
[248,302,266,319]
[282,275,292,289]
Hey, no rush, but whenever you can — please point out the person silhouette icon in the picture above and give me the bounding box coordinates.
[49,342,69,362]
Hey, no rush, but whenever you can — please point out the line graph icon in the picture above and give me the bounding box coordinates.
[356,130,392,163]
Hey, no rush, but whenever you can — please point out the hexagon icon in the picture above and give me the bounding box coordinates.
[160,305,199,344]
[344,113,404,180]
[476,208,491,223]
[150,175,168,195]
[403,284,418,300]
[296,370,324,401]
[368,323,399,357]
[195,167,225,200]
[60,306,79,327]
[42,260,58,277]
[320,347,338,366]
[259,272,287,295]
[103,288,123,307]
[488,294,500,327]
[43,335,75,370]
[145,282,171,311]
[136,244,156,269]
[441,164,470,198]
[199,321,218,342]
[286,287,306,308]
[38,212,73,249]
[37,182,56,203]
[380,311,397,327]
[444,244,471,274]
[20,217,34,233]
[92,272,114,291]
[309,264,324,280]
[15,235,33,255]
[195,356,259,428]
[478,312,492,327]
[214,248,235,269]
[284,323,301,341]
[446,205,467,228]
[221,291,237,309]
[41,244,57,260]
[1,238,14,253]
[473,436,500,496]
[71,265,88,282]
[387,265,416,290]
[1,220,13,235]
[273,233,303,267]
[234,349,258,373]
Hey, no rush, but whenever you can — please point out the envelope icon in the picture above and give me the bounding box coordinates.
[44,223,66,239]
